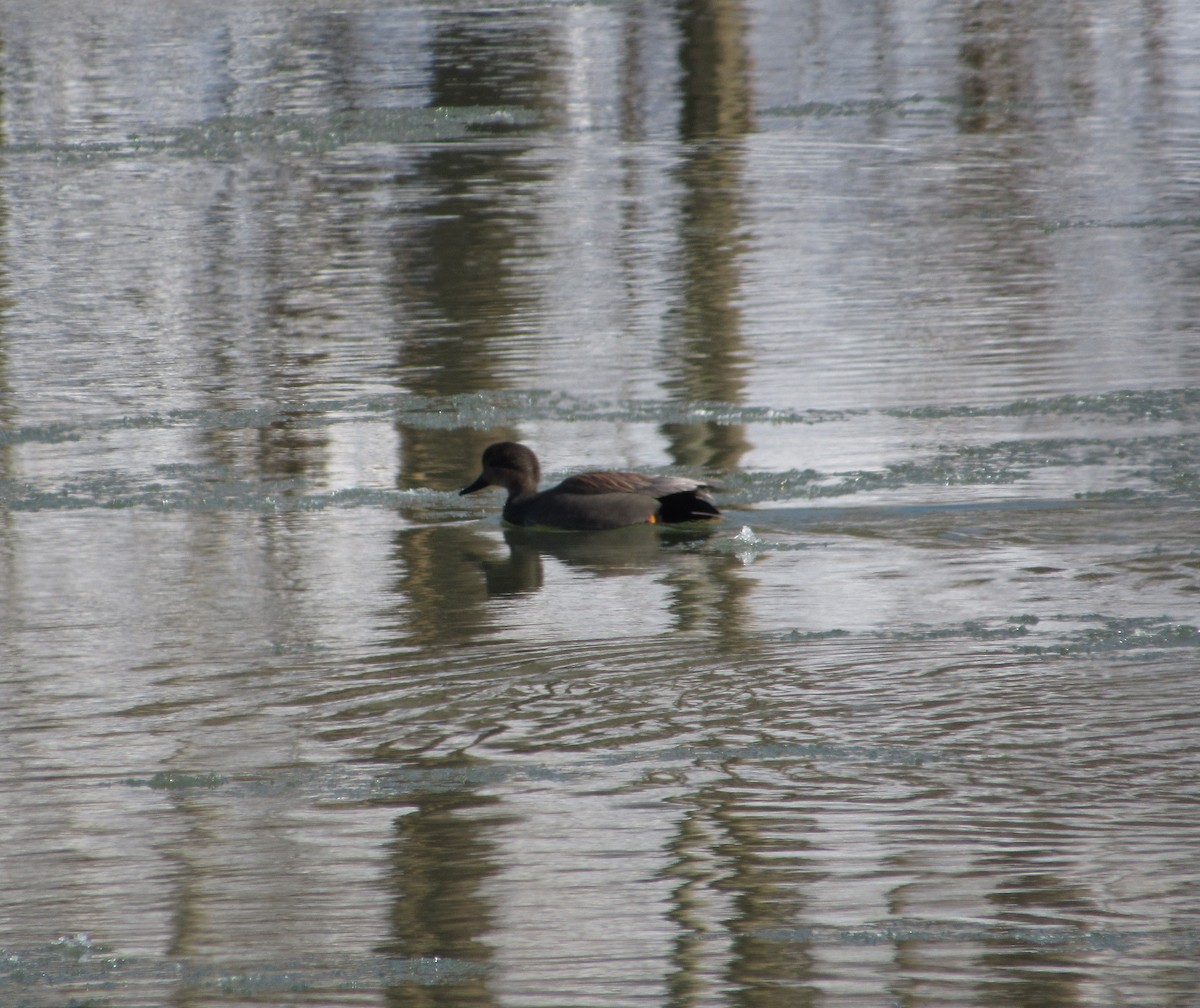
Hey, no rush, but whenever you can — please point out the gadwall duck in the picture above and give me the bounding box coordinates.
[460,441,720,530]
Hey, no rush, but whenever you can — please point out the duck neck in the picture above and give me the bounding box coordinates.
[506,483,539,503]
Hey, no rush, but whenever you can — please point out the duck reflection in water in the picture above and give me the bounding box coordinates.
[460,441,720,531]
[478,523,716,597]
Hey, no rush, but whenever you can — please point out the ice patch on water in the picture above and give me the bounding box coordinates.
[0,938,480,997]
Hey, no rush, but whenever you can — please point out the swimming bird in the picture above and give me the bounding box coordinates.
[460,441,720,530]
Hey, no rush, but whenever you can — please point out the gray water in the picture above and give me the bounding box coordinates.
[2,1,1199,1006]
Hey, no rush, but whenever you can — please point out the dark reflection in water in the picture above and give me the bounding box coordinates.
[971,822,1100,1008]
[667,784,822,1006]
[386,524,500,648]
[386,519,744,648]
[678,0,755,138]
[978,915,1087,1007]
[666,0,753,471]
[378,758,507,1008]
[494,523,714,592]
[956,1,1035,135]
[388,12,563,494]
[427,13,566,116]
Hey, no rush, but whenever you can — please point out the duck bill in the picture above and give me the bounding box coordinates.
[460,474,491,496]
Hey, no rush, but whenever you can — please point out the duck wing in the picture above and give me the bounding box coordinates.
[556,471,709,498]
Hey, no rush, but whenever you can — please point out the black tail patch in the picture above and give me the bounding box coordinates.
[657,490,720,523]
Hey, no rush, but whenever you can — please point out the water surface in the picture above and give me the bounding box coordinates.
[2,1,1199,1006]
